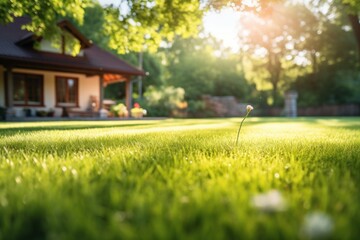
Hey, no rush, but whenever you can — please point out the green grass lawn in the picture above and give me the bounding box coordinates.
[0,117,359,240]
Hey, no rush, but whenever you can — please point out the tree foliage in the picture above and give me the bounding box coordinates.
[238,3,315,105]
[208,0,284,12]
[0,0,91,36]
[164,35,252,101]
[294,66,360,107]
[103,0,204,53]
[233,1,359,107]
[0,0,204,54]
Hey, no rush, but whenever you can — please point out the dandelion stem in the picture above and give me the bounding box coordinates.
[236,111,250,145]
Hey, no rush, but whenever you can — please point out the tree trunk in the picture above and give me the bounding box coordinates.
[272,83,278,106]
[348,14,360,61]
[311,50,318,73]
[267,51,281,106]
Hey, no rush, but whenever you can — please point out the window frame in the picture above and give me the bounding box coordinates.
[12,72,44,107]
[55,76,79,107]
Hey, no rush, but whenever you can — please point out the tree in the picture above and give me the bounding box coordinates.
[0,0,91,36]
[0,0,205,54]
[103,0,204,53]
[291,7,358,107]
[307,0,360,61]
[294,64,359,107]
[209,0,360,61]
[163,35,251,101]
[238,3,313,106]
[75,2,109,48]
[333,0,360,59]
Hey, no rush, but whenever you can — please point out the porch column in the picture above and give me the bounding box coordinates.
[125,78,133,113]
[99,74,104,109]
[98,74,107,118]
[6,67,14,118]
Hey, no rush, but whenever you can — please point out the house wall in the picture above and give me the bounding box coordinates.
[4,68,100,117]
[79,75,100,111]
[0,66,4,107]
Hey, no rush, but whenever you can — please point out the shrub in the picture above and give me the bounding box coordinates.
[110,103,129,117]
[142,85,186,117]
[187,100,206,117]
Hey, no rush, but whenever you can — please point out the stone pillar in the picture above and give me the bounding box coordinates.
[284,91,298,117]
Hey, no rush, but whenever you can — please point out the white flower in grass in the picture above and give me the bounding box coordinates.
[251,189,287,212]
[15,176,22,184]
[246,105,254,113]
[300,212,333,239]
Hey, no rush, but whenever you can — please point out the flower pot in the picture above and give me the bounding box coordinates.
[131,112,143,118]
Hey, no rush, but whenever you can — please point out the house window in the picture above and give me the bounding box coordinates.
[56,76,79,107]
[35,31,83,57]
[13,73,43,106]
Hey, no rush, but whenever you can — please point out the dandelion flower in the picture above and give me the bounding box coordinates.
[246,105,254,112]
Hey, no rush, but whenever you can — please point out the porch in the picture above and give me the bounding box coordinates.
[1,67,139,119]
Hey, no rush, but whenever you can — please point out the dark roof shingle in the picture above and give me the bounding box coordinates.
[0,17,144,77]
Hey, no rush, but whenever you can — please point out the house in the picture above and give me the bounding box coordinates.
[0,17,145,118]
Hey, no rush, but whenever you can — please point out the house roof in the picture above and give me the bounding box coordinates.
[0,17,145,83]
[56,20,92,49]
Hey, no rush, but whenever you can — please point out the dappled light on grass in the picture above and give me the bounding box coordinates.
[300,212,334,239]
[251,189,287,212]
[0,118,359,239]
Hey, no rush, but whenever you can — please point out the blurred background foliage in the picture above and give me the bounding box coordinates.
[1,0,360,116]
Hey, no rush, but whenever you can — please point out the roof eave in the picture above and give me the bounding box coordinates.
[0,55,144,77]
